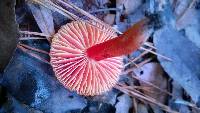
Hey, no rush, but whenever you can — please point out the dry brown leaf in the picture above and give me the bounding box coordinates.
[134,62,167,103]
[134,62,168,112]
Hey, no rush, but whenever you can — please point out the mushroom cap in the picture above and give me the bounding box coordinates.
[50,21,123,96]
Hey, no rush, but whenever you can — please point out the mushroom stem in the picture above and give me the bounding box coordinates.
[86,18,153,61]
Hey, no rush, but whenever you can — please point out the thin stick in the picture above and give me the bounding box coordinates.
[132,98,137,113]
[17,45,50,64]
[19,43,49,55]
[19,37,46,40]
[20,30,51,37]
[121,66,136,75]
[123,57,152,74]
[140,47,172,61]
[131,62,140,69]
[124,49,152,67]
[144,42,157,50]
[137,57,153,67]
[189,0,197,8]
[121,57,153,75]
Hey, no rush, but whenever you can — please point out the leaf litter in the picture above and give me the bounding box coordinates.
[1,0,200,113]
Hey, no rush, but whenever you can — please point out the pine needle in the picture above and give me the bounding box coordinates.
[17,44,50,64]
[20,30,51,37]
[115,84,179,113]
[140,47,172,61]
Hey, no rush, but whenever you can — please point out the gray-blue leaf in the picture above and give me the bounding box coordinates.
[154,25,200,104]
[28,3,55,37]
[115,94,132,113]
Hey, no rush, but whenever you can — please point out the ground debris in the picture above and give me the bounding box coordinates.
[1,0,200,113]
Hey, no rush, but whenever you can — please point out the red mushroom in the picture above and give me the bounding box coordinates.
[50,19,152,96]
